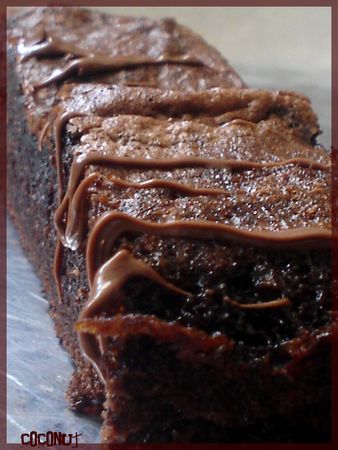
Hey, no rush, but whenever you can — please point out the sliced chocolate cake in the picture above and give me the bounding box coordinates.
[50,86,332,441]
[7,6,334,444]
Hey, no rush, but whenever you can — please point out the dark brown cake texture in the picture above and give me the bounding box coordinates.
[60,86,331,443]
[12,82,333,441]
[7,6,245,419]
[7,6,334,444]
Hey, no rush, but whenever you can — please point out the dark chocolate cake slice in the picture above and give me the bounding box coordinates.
[49,85,331,441]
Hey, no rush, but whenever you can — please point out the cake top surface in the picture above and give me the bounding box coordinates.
[52,85,330,257]
[7,7,245,135]
[58,83,321,141]
[7,7,237,72]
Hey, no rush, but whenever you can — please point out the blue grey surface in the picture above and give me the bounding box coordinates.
[6,219,101,444]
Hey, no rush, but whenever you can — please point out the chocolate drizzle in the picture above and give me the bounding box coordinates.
[54,111,86,201]
[55,173,230,251]
[55,172,100,250]
[223,297,291,310]
[78,249,191,381]
[18,32,204,90]
[86,211,331,287]
[51,112,87,300]
[19,33,94,62]
[54,143,330,252]
[38,117,52,151]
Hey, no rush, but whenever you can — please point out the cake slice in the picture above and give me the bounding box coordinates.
[38,85,332,441]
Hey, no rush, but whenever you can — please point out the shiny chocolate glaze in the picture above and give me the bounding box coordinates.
[19,31,205,90]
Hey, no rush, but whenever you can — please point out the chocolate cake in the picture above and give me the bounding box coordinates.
[7,7,334,444]
[7,5,245,418]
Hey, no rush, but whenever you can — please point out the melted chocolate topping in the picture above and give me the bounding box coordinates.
[223,297,291,310]
[86,211,331,287]
[19,32,204,90]
[78,249,191,381]
[38,117,52,151]
[54,111,86,200]
[54,143,330,249]
[55,173,230,251]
